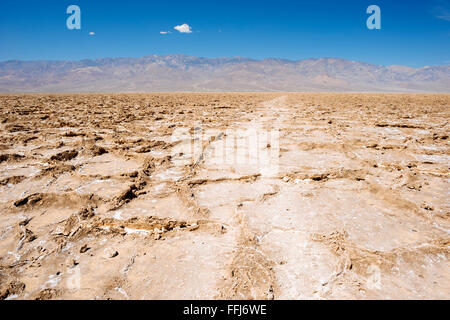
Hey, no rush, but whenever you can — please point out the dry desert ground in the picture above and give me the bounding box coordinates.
[0,93,449,300]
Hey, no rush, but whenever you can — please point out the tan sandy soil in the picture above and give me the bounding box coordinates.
[0,93,449,300]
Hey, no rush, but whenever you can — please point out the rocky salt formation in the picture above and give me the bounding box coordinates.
[0,93,448,300]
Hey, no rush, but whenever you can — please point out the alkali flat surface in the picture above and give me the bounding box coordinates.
[0,93,449,300]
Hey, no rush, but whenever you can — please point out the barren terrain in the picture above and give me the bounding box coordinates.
[0,93,449,300]
[1,56,449,93]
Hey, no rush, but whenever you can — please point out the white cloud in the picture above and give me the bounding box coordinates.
[436,10,450,21]
[89,32,95,35]
[174,24,192,33]
[433,1,450,21]
[160,31,171,34]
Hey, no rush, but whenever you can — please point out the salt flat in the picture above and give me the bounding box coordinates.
[0,93,448,299]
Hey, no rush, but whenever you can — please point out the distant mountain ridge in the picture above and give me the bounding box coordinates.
[0,54,448,92]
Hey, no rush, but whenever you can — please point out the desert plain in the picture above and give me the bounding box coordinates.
[0,93,449,300]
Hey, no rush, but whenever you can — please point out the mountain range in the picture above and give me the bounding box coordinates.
[0,54,448,93]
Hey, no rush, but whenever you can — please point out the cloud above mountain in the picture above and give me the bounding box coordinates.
[174,24,192,33]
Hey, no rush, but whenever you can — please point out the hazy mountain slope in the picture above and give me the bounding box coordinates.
[0,55,448,92]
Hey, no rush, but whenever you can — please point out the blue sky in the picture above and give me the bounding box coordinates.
[0,0,449,67]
